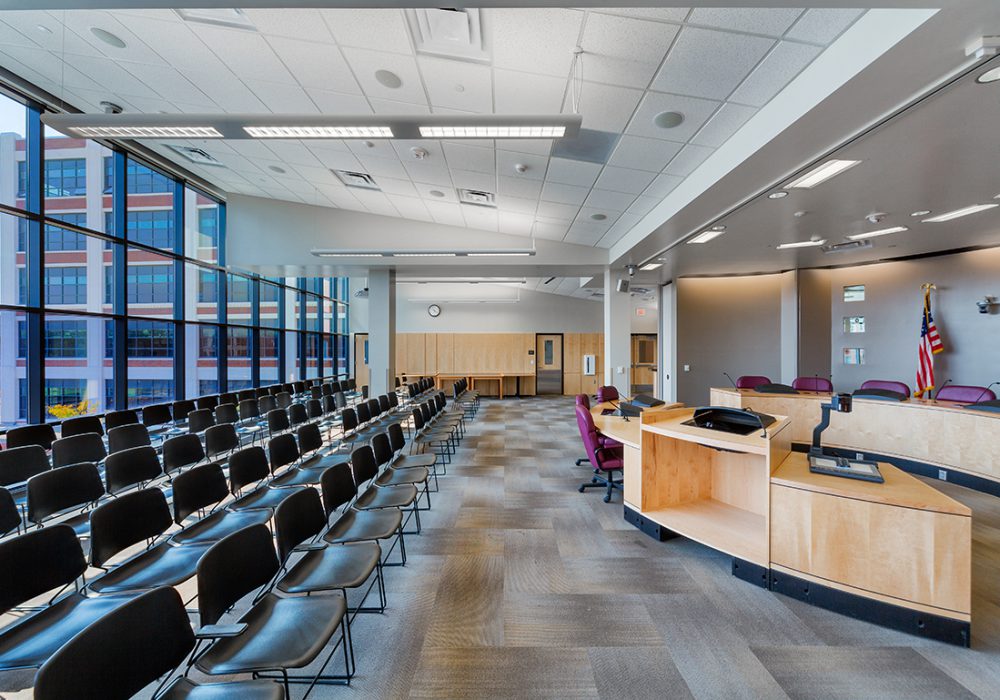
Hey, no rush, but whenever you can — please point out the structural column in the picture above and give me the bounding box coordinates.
[604,267,631,395]
[367,269,396,396]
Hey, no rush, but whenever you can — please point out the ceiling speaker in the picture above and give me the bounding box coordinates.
[616,279,630,293]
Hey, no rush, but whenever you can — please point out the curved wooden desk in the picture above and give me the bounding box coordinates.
[710,387,1000,491]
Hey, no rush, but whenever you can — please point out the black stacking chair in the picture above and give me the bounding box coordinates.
[33,586,281,700]
[239,398,260,423]
[51,432,106,469]
[141,402,172,428]
[275,488,384,614]
[0,525,137,673]
[162,432,205,475]
[258,395,277,415]
[310,385,323,401]
[197,395,219,411]
[387,422,438,470]
[373,430,434,499]
[306,398,324,420]
[104,445,162,495]
[87,488,211,594]
[334,391,347,410]
[170,463,271,546]
[267,434,323,488]
[107,423,151,454]
[268,385,283,396]
[214,403,239,426]
[219,392,238,406]
[255,387,270,400]
[350,444,420,533]
[288,403,308,428]
[0,445,50,487]
[26,462,104,534]
[59,415,104,439]
[171,399,195,423]
[104,409,139,431]
[227,446,305,511]
[322,382,335,396]
[410,409,453,468]
[267,408,290,437]
[238,389,256,402]
[4,423,57,451]
[0,488,22,536]
[193,524,354,695]
[297,422,342,470]
[276,392,293,409]
[187,408,215,434]
[293,381,306,395]
[320,463,405,566]
[205,423,239,460]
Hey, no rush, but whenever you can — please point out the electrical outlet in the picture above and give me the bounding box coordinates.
[683,365,690,372]
[938,469,948,481]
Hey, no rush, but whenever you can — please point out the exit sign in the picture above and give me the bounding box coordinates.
[636,308,646,316]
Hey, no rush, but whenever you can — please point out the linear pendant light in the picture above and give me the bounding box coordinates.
[41,113,582,141]
[311,249,536,258]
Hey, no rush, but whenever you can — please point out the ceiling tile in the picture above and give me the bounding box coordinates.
[786,9,865,45]
[290,163,340,185]
[499,211,534,235]
[545,158,602,188]
[532,220,569,241]
[63,11,168,66]
[244,79,319,113]
[390,138,443,161]
[583,189,636,211]
[305,88,372,114]
[626,91,720,141]
[348,139,396,159]
[403,160,453,187]
[387,195,432,220]
[341,47,427,104]
[305,146,363,171]
[417,56,492,112]
[565,221,610,246]
[180,62,269,113]
[188,25,294,84]
[536,200,580,220]
[494,69,566,114]
[117,62,213,105]
[498,139,554,157]
[491,8,584,77]
[496,150,549,181]
[540,181,589,205]
[262,141,323,167]
[589,8,691,23]
[576,207,621,226]
[462,205,499,231]
[687,8,804,37]
[651,27,774,101]
[596,212,643,247]
[499,176,543,200]
[356,155,409,179]
[496,195,538,215]
[111,14,216,72]
[594,166,656,194]
[566,81,643,133]
[267,36,360,93]
[663,143,714,176]
[321,9,411,54]
[425,201,465,226]
[368,97,430,114]
[413,182,457,202]
[443,142,495,175]
[0,13,102,56]
[728,41,823,108]
[60,54,160,98]
[244,8,334,43]
[579,13,678,89]
[607,134,683,173]
[690,102,757,147]
[626,195,660,218]
[450,169,495,192]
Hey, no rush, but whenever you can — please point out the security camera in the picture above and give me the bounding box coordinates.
[977,296,997,314]
[626,264,637,277]
[865,212,887,225]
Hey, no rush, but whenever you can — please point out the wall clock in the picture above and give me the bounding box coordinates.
[428,304,441,318]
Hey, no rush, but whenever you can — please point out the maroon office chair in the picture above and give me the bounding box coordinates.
[936,385,996,403]
[575,404,623,503]
[573,394,622,467]
[860,379,911,398]
[575,394,590,410]
[596,386,619,404]
[736,375,771,390]
[792,377,834,392]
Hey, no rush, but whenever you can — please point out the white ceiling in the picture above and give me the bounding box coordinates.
[0,6,865,251]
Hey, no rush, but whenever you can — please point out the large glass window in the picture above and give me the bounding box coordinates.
[45,378,92,421]
[43,158,87,197]
[127,379,174,408]
[226,326,251,390]
[1,94,26,210]
[127,259,174,307]
[227,273,252,327]
[126,320,174,357]
[260,328,279,384]
[44,319,87,357]
[45,266,88,305]
[127,209,174,250]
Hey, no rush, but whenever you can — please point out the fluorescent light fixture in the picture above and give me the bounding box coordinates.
[787,159,861,188]
[311,252,386,258]
[768,191,788,199]
[977,66,1000,84]
[687,230,725,244]
[313,248,535,258]
[391,252,457,257]
[68,126,223,139]
[465,252,533,257]
[910,210,932,217]
[922,204,999,222]
[846,226,908,240]
[244,126,393,139]
[399,278,527,284]
[640,263,662,271]
[776,239,826,249]
[419,125,565,138]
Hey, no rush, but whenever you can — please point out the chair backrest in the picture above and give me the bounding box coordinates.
[267,433,299,473]
[162,433,205,474]
[274,487,327,562]
[27,462,105,524]
[388,392,400,409]
[5,423,57,451]
[267,408,290,433]
[595,386,620,404]
[320,462,357,517]
[238,399,260,421]
[197,395,219,410]
[187,408,215,433]
[214,403,239,425]
[306,398,323,419]
[387,422,406,453]
[367,398,381,418]
[0,524,86,614]
[141,403,172,427]
[197,523,279,626]
[791,377,834,392]
[321,382,334,396]
[219,392,238,407]
[171,462,228,523]
[228,446,270,493]
[288,403,308,427]
[107,423,151,454]
[736,375,771,390]
[237,390,256,403]
[0,487,21,536]
[351,445,378,485]
[341,407,358,432]
[333,391,347,409]
[104,410,139,431]
[860,379,911,398]
[297,423,322,456]
[60,415,104,438]
[293,381,306,395]
[104,445,162,494]
[34,587,195,700]
[0,444,50,486]
[310,386,323,401]
[575,404,607,471]
[205,423,239,459]
[51,432,106,468]
[268,385,283,396]
[276,392,293,409]
[258,395,277,414]
[171,399,195,422]
[89,488,171,567]
[411,408,425,432]
[371,432,393,466]
[575,393,591,410]
[936,384,996,402]
[356,402,371,424]
[255,387,270,400]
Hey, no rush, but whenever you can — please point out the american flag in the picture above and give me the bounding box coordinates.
[916,288,944,397]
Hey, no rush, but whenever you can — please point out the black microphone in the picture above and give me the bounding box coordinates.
[933,379,952,402]
[723,372,738,390]
[971,381,1000,404]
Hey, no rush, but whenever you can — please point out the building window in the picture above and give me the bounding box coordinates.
[105,319,113,358]
[199,325,218,357]
[128,160,172,194]
[17,161,27,198]
[197,207,218,249]
[44,378,88,418]
[18,214,89,252]
[103,157,113,195]
[127,209,174,249]
[18,379,28,420]
[45,266,88,305]
[18,267,27,305]
[199,380,219,396]
[44,158,87,197]
[44,320,87,358]
[105,379,113,412]
[17,320,27,358]
[198,270,218,303]
[227,274,251,303]
[126,320,174,357]
[127,379,174,408]
[127,264,173,304]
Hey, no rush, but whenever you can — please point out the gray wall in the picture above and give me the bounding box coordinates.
[676,275,783,406]
[798,268,833,381]
[829,248,1000,393]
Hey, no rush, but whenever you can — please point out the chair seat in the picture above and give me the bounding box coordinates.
[0,592,137,670]
[229,485,306,511]
[375,466,428,488]
[161,678,283,700]
[196,593,346,675]
[277,541,380,594]
[172,509,272,546]
[89,541,212,594]
[392,453,436,469]
[299,453,346,472]
[598,435,622,449]
[323,508,402,545]
[270,468,323,488]
[355,484,417,510]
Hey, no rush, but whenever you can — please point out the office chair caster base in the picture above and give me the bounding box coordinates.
[578,485,586,493]
[603,494,612,503]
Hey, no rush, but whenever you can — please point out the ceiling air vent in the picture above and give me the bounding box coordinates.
[821,240,873,254]
[174,9,256,31]
[333,170,380,191]
[457,189,496,207]
[166,144,226,167]
[404,9,490,64]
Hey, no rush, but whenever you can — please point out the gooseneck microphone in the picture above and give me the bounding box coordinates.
[972,381,1000,404]
[723,372,738,390]
[933,379,952,402]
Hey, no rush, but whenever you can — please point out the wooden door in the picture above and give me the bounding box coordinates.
[354,333,370,387]
[631,334,657,396]
[535,334,563,395]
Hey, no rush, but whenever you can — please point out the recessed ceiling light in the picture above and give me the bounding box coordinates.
[910,210,931,217]
[375,69,402,89]
[419,125,565,138]
[653,111,684,129]
[846,226,908,240]
[688,230,724,244]
[710,225,726,231]
[591,213,607,221]
[454,84,465,93]
[90,27,126,49]
[922,203,999,222]
[244,126,393,138]
[977,66,1000,84]
[268,165,286,174]
[428,190,445,198]
[640,263,662,271]
[768,191,788,199]
[787,159,861,188]
[776,239,826,249]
